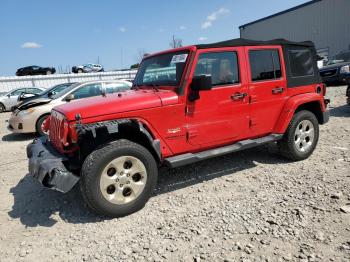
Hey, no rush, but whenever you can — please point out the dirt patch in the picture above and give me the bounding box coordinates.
[0,86,349,261]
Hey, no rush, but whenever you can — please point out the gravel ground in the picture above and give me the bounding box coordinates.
[0,86,349,262]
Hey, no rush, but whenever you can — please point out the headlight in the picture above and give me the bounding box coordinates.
[340,65,350,74]
[18,108,35,115]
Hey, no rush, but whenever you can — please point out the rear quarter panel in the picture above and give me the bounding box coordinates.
[273,89,326,134]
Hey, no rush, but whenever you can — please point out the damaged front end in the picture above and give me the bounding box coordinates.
[26,137,79,193]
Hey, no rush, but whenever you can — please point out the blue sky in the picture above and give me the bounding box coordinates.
[0,0,308,76]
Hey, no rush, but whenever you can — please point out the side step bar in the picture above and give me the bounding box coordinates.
[164,134,283,168]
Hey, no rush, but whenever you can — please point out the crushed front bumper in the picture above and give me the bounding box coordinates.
[26,137,79,193]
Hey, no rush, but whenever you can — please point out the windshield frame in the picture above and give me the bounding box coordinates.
[134,49,192,92]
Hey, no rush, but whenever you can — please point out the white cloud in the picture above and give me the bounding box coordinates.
[198,36,208,41]
[119,27,126,33]
[201,7,230,29]
[179,25,186,30]
[21,42,42,49]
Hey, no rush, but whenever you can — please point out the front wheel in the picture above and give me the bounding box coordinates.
[0,103,5,113]
[36,114,50,136]
[80,139,158,217]
[278,110,319,161]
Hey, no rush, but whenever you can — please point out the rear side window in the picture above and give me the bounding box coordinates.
[26,88,42,94]
[104,82,131,93]
[249,49,281,81]
[194,52,240,87]
[288,49,314,77]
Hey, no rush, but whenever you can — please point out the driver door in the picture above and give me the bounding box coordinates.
[186,48,250,148]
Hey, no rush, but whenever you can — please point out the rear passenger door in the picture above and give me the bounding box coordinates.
[245,47,287,136]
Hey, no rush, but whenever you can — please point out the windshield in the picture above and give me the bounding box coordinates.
[51,83,81,99]
[39,83,75,96]
[327,51,350,65]
[134,51,189,87]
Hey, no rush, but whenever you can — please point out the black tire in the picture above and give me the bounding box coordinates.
[35,114,50,136]
[77,69,83,73]
[0,103,5,113]
[278,110,319,161]
[80,139,158,217]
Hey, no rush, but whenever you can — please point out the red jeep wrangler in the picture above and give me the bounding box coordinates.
[27,38,329,217]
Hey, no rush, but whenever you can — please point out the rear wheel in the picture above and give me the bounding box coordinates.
[80,139,158,217]
[77,69,83,73]
[278,110,319,161]
[46,70,52,75]
[0,103,5,113]
[35,114,50,136]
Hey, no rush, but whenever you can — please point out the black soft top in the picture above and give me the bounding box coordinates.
[196,38,315,49]
[196,38,321,88]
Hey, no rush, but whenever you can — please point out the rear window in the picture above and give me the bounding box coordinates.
[288,49,314,77]
[249,49,281,81]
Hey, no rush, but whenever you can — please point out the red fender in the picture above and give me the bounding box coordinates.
[273,93,326,134]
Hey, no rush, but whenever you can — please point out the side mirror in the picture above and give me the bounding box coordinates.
[7,94,11,98]
[64,94,74,102]
[191,75,212,91]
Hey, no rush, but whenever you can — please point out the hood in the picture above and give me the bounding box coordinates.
[16,97,51,110]
[54,89,179,121]
[320,61,350,71]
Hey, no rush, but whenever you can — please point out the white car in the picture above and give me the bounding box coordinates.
[8,80,132,135]
[72,63,104,73]
[0,87,45,113]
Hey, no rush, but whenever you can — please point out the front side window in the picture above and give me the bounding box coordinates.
[134,51,189,87]
[194,51,240,87]
[288,49,315,77]
[249,49,282,81]
[71,83,102,99]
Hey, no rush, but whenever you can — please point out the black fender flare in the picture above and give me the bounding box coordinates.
[76,118,161,160]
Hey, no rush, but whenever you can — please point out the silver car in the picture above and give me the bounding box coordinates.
[0,87,45,113]
[72,63,104,73]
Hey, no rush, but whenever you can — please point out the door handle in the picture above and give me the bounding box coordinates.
[231,92,247,101]
[272,87,284,94]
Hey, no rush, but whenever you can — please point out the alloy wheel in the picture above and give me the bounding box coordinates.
[294,119,315,153]
[99,156,147,205]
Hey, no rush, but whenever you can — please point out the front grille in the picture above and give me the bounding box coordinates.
[320,68,338,77]
[49,110,65,150]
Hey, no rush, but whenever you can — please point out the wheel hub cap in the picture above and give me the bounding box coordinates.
[294,119,315,153]
[99,156,147,205]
